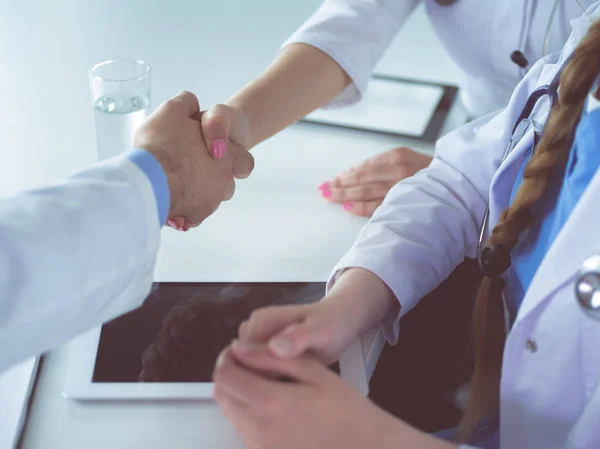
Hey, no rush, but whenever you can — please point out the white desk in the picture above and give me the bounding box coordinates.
[0,1,463,448]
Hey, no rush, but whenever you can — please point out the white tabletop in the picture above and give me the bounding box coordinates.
[0,1,463,448]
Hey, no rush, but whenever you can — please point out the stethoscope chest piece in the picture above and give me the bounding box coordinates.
[576,255,600,320]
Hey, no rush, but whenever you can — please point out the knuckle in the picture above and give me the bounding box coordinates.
[205,113,228,129]
[249,309,268,326]
[358,185,372,198]
[391,147,409,164]
[164,98,179,109]
[179,90,193,97]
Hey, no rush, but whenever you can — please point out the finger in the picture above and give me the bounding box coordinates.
[229,145,255,179]
[336,163,408,187]
[223,178,235,202]
[238,321,249,340]
[324,182,394,203]
[268,322,331,359]
[167,90,201,118]
[201,104,232,160]
[341,200,382,217]
[230,341,326,385]
[213,348,288,405]
[166,216,186,231]
[243,306,309,344]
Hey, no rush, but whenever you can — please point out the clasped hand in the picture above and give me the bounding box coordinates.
[134,92,254,228]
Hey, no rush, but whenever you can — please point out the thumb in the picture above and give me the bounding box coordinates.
[201,104,232,160]
[268,321,331,359]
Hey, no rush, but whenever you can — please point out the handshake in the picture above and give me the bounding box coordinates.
[135,91,253,229]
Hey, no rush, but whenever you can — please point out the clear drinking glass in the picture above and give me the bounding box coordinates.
[89,59,151,161]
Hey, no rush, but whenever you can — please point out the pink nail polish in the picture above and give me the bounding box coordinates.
[343,202,354,211]
[321,189,332,198]
[211,140,226,160]
[167,219,176,228]
[318,182,330,191]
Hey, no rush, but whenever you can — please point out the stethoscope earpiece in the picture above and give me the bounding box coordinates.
[576,255,600,320]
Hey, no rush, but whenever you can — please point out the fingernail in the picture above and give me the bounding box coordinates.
[211,140,226,160]
[167,219,177,228]
[318,182,330,191]
[321,189,332,199]
[343,202,354,211]
[269,337,292,357]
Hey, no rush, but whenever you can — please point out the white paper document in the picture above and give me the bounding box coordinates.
[0,358,37,449]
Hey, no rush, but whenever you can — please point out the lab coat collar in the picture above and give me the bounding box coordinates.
[515,164,600,325]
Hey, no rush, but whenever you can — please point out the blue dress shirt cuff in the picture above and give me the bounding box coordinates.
[126,149,170,226]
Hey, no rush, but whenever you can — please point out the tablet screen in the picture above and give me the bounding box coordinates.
[302,75,458,142]
[92,282,334,383]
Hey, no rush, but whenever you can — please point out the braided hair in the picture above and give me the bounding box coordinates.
[457,20,600,441]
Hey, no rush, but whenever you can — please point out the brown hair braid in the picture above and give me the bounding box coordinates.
[457,20,600,442]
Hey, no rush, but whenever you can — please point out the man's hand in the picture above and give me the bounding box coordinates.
[319,147,433,217]
[134,92,254,228]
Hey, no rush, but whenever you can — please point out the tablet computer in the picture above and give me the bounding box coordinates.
[302,75,459,142]
[64,282,368,400]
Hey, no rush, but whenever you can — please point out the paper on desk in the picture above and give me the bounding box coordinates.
[305,78,444,137]
[0,358,37,449]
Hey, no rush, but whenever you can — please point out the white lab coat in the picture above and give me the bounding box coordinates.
[330,3,600,448]
[284,0,594,117]
[0,155,160,372]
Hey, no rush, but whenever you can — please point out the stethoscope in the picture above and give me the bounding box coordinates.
[475,55,600,320]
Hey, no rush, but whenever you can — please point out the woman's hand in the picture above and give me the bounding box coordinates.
[237,268,399,363]
[237,300,358,364]
[166,104,254,231]
[213,342,456,449]
[319,147,433,217]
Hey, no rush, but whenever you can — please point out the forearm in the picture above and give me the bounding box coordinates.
[0,155,160,371]
[325,268,399,337]
[226,43,351,148]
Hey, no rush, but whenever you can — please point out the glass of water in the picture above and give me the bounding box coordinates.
[89,59,151,161]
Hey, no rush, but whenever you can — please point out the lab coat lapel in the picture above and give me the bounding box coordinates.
[515,167,600,324]
[488,62,561,225]
[488,129,535,226]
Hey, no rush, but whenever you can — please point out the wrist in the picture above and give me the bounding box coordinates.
[128,148,172,226]
[326,268,399,337]
[142,146,182,218]
[224,99,258,150]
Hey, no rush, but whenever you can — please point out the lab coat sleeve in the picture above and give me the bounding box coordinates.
[327,55,552,344]
[0,154,161,372]
[281,0,421,108]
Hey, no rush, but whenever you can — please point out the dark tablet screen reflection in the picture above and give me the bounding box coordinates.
[92,282,338,383]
